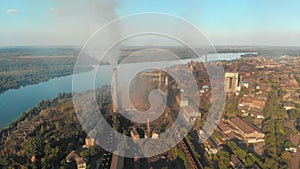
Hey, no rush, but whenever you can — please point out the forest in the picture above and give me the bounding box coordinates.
[0,47,94,94]
[0,86,112,168]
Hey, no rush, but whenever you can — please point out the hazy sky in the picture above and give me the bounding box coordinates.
[0,0,300,46]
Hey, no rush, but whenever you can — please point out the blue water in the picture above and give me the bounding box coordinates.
[0,53,250,127]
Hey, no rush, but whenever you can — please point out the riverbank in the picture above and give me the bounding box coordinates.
[0,52,249,127]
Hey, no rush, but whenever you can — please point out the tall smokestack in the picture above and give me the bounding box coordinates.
[165,76,169,86]
[147,119,150,137]
[205,52,208,64]
[112,66,118,113]
[159,71,162,86]
[235,58,238,73]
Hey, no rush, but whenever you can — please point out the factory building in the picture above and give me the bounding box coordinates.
[225,59,241,93]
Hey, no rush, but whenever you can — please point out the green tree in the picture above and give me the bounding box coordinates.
[281,151,291,163]
[234,149,246,161]
[263,158,277,169]
[41,157,47,169]
[0,157,9,166]
[112,115,120,131]
[39,125,45,135]
[245,156,254,167]
[24,137,43,157]
[218,151,230,169]
[44,143,51,157]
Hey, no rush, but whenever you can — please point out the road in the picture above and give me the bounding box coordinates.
[99,117,115,169]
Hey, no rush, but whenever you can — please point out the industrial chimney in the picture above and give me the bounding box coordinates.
[159,71,162,86]
[165,76,169,86]
[146,119,150,138]
[112,66,118,113]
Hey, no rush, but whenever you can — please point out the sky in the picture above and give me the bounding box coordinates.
[0,0,300,46]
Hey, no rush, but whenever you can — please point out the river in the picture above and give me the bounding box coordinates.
[0,53,253,127]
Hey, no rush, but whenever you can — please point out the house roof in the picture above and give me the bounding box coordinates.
[130,128,139,136]
[230,154,244,168]
[76,158,86,165]
[218,121,231,132]
[66,151,80,162]
[229,117,263,134]
[226,132,238,140]
[66,150,86,165]
[182,105,197,114]
[284,103,295,107]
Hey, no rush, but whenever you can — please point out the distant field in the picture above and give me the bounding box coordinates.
[0,47,94,94]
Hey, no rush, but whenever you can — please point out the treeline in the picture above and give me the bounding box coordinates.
[0,47,80,57]
[261,83,292,168]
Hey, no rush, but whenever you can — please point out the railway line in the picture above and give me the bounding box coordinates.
[168,111,204,169]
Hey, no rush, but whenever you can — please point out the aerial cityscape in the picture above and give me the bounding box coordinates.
[1,0,300,169]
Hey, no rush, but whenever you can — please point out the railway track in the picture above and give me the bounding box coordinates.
[179,139,199,169]
[170,114,204,169]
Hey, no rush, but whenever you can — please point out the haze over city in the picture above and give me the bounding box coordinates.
[1,1,300,169]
